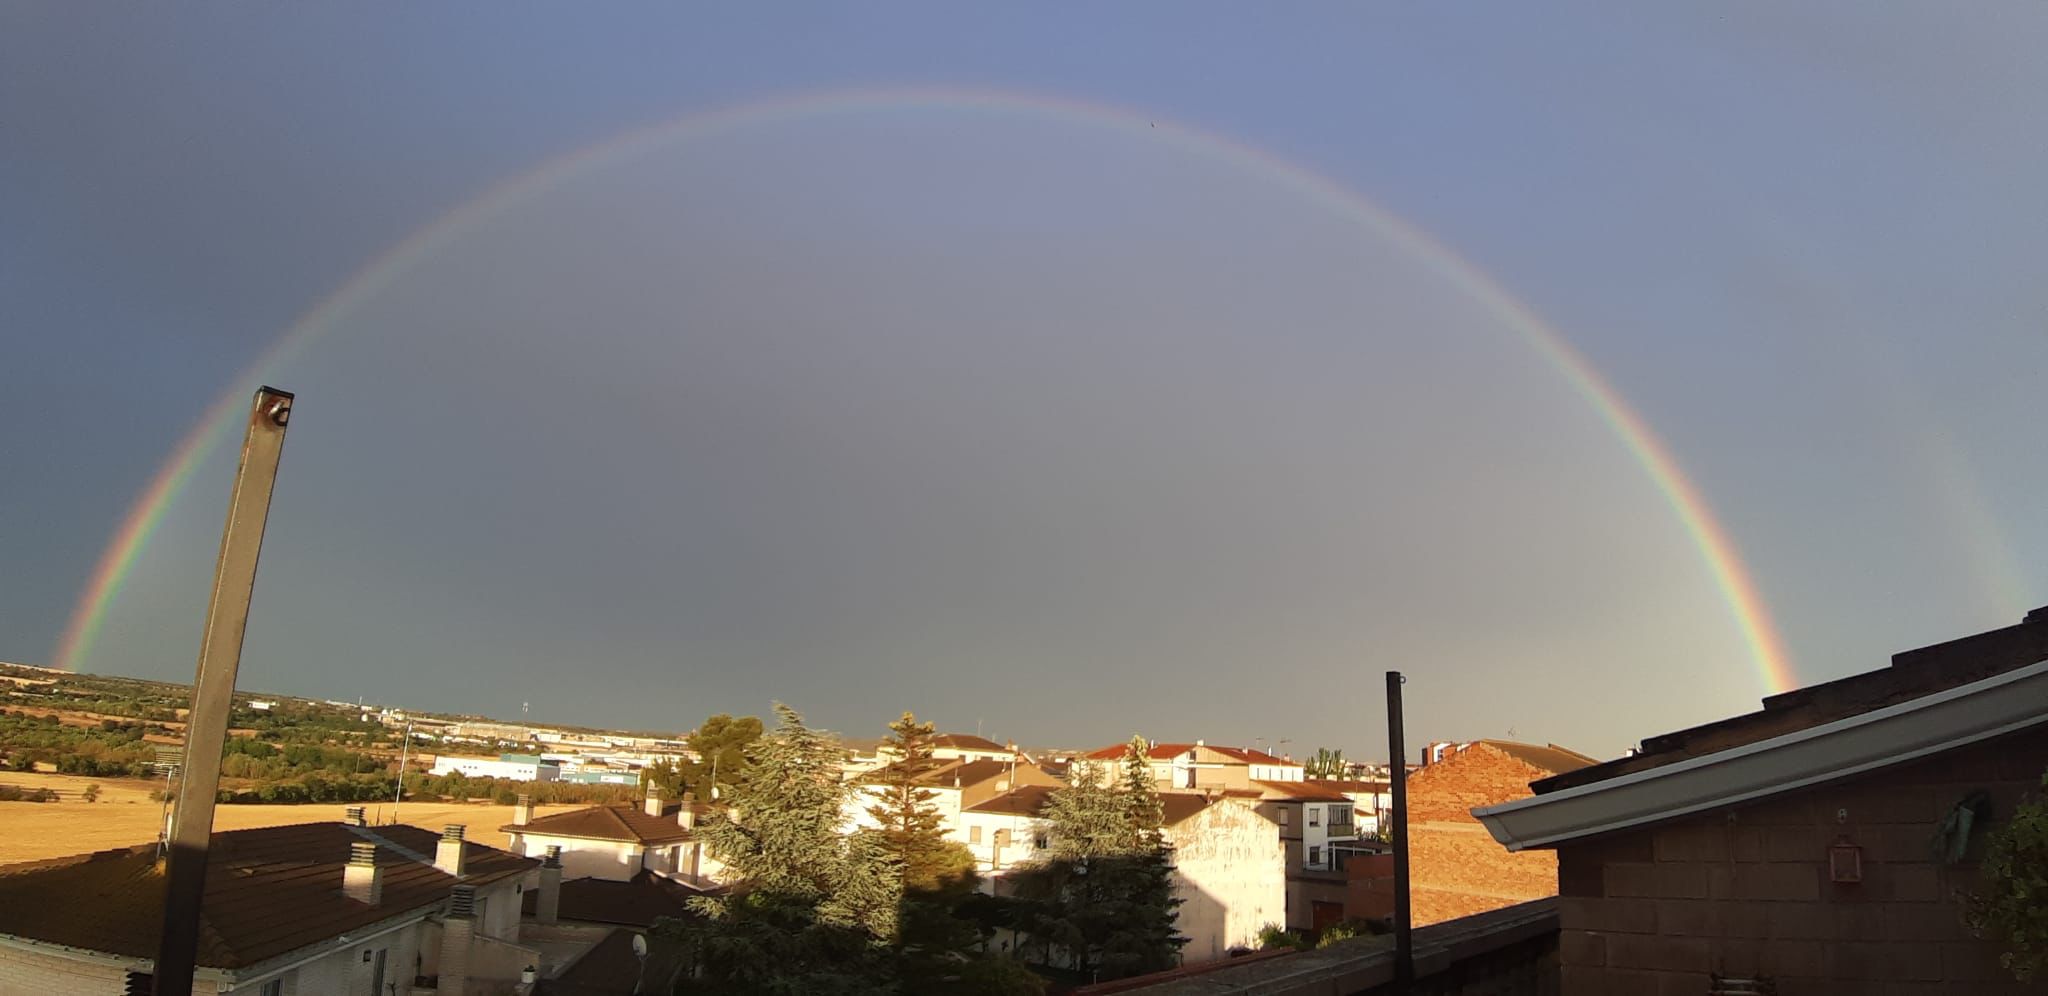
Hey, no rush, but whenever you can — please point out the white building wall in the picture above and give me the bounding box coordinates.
[1165,800,1286,964]
[428,756,558,781]
[507,832,644,881]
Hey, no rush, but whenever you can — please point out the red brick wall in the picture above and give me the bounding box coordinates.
[1404,743,1564,926]
[1556,724,2048,995]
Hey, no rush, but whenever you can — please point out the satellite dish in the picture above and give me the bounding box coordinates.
[632,934,648,959]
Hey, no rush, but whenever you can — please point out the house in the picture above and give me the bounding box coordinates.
[500,788,726,890]
[843,755,1065,863]
[1251,779,1363,932]
[962,788,1286,964]
[0,816,537,995]
[1382,738,1597,927]
[1082,741,1306,791]
[1306,777,1394,837]
[926,733,1029,764]
[1475,607,2048,994]
[429,754,560,782]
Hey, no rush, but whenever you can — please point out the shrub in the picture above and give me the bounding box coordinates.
[81,783,100,803]
[1256,923,1310,951]
[1966,772,2048,981]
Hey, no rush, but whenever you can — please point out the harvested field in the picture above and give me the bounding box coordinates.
[0,772,573,865]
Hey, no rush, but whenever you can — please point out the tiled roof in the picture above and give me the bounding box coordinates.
[1535,606,2048,795]
[1082,742,1297,766]
[503,802,702,845]
[520,870,714,928]
[1307,778,1393,793]
[1250,780,1355,801]
[931,733,1009,752]
[964,786,1220,828]
[0,822,533,969]
[535,927,690,996]
[965,784,1060,817]
[1468,741,1598,777]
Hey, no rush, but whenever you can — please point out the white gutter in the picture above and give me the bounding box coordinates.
[1475,659,2048,851]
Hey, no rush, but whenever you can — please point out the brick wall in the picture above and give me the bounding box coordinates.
[1405,743,1564,926]
[1556,724,2048,995]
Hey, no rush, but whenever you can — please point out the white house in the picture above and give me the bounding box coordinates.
[961,788,1286,964]
[0,818,537,996]
[500,788,728,891]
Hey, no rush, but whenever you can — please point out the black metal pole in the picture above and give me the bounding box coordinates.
[154,387,294,996]
[1386,670,1412,989]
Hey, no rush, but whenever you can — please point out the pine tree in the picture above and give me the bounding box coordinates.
[670,704,902,994]
[1009,737,1186,982]
[866,712,975,895]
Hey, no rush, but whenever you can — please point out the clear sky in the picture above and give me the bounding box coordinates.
[3,4,2044,760]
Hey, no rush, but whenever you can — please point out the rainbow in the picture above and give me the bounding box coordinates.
[52,87,1799,693]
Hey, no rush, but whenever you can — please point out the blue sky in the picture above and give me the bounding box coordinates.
[3,4,2044,758]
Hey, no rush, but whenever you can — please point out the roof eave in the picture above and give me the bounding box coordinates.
[1475,659,2048,851]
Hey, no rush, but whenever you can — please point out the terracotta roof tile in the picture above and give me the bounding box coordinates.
[0,822,533,969]
[520,870,714,928]
[503,802,703,845]
[931,733,1009,752]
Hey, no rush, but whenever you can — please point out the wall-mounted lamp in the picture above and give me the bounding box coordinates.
[1828,836,1862,883]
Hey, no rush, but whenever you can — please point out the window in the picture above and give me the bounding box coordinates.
[1308,806,1320,827]
[260,980,282,996]
[969,826,983,844]
[1033,832,1049,850]
[1277,808,1290,827]
[1308,846,1322,868]
[1329,806,1353,830]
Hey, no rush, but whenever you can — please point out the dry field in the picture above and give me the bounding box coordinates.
[0,772,576,865]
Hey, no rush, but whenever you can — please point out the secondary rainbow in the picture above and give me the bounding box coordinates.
[53,87,1800,693]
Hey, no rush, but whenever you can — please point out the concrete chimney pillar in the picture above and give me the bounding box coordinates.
[536,846,562,923]
[439,884,476,996]
[436,825,468,877]
[343,805,366,827]
[342,841,382,904]
[512,794,532,827]
[643,784,664,817]
[677,792,696,830]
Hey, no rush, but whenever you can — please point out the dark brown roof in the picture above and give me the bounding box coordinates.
[504,802,702,845]
[534,926,691,996]
[0,822,533,969]
[962,786,1220,827]
[931,733,1009,752]
[965,784,1060,817]
[1536,607,2048,795]
[520,870,713,928]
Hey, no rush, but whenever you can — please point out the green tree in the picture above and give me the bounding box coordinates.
[1305,747,1346,780]
[1008,737,1185,982]
[664,704,902,994]
[683,713,763,800]
[1966,771,2048,981]
[866,712,976,895]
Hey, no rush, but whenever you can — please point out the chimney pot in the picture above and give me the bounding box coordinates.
[436,825,468,876]
[343,841,382,904]
[513,794,532,827]
[677,793,696,829]
[344,806,366,827]
[440,885,477,996]
[644,785,664,817]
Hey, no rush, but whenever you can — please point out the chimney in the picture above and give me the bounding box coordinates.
[436,825,467,876]
[439,884,476,996]
[644,784,664,817]
[677,792,696,830]
[344,805,366,827]
[342,841,382,904]
[535,846,562,923]
[513,794,532,827]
